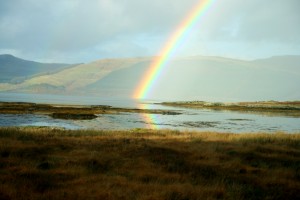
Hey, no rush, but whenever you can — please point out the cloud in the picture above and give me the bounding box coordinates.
[229,0,300,42]
[173,0,300,59]
[0,0,299,62]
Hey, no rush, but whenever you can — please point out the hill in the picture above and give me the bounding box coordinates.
[84,55,300,101]
[0,55,299,101]
[0,57,151,94]
[0,54,73,83]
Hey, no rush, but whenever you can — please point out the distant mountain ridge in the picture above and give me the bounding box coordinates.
[0,54,299,101]
[0,54,73,83]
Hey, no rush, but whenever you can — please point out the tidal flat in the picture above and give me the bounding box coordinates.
[0,127,299,200]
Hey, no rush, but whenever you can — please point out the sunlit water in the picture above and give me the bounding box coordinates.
[0,93,299,133]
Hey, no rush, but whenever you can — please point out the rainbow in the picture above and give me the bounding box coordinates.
[138,104,158,129]
[134,0,216,99]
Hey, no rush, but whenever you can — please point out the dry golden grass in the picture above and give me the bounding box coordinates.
[0,127,299,200]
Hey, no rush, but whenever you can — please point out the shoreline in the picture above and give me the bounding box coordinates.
[159,100,300,117]
[1,100,300,120]
[0,101,181,119]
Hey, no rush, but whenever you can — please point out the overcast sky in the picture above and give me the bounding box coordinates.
[0,0,299,63]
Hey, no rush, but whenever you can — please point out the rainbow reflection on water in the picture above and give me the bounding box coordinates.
[137,103,159,129]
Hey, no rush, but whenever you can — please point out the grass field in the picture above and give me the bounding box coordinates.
[0,127,299,199]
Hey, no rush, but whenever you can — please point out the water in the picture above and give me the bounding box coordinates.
[0,92,140,107]
[0,93,299,133]
[0,114,80,130]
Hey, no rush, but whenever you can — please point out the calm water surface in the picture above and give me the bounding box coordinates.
[0,93,299,133]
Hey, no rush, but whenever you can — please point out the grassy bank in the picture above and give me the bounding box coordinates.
[0,127,300,199]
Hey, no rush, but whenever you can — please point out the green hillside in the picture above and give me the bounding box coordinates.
[0,55,299,101]
[0,54,73,83]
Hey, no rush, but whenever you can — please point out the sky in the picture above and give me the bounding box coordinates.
[0,0,299,63]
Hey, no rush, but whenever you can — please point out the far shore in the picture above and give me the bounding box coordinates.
[159,100,300,117]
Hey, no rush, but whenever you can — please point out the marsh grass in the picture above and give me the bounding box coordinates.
[0,127,299,199]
